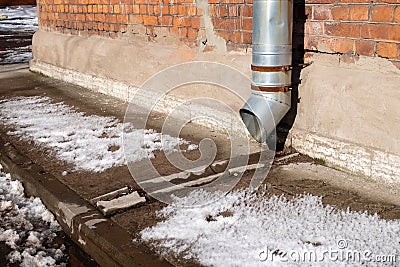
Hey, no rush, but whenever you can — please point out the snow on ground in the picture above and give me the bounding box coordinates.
[0,164,67,266]
[141,189,400,266]
[0,6,38,31]
[0,6,38,64]
[0,96,195,173]
[1,50,32,64]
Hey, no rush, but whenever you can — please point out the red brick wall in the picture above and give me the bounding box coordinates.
[304,0,400,67]
[37,0,400,65]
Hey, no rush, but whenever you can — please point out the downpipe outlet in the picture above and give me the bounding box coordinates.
[240,0,293,144]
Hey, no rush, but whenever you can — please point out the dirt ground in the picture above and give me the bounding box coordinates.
[0,70,399,266]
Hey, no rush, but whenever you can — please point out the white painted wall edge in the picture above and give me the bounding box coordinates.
[288,128,400,184]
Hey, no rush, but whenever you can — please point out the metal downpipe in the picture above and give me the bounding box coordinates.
[240,0,293,143]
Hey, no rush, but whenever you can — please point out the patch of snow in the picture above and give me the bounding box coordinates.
[0,6,38,31]
[187,144,198,151]
[0,96,195,173]
[141,189,400,266]
[0,164,67,266]
[1,51,32,64]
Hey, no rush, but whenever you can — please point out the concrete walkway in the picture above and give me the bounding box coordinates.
[0,65,399,266]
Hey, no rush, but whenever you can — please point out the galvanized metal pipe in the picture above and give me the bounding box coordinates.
[240,0,293,143]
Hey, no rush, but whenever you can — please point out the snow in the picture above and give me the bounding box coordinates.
[0,96,196,173]
[0,6,38,31]
[141,189,400,266]
[0,6,38,64]
[0,164,67,266]
[1,50,32,64]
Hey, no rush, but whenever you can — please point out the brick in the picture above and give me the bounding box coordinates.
[86,14,94,21]
[370,5,394,23]
[339,0,372,2]
[227,0,245,3]
[169,26,179,35]
[241,17,252,31]
[148,5,155,15]
[187,6,197,16]
[325,22,361,38]
[178,27,187,38]
[306,0,335,3]
[113,5,121,13]
[104,5,110,13]
[191,17,201,28]
[178,5,187,15]
[217,30,230,41]
[355,39,375,56]
[213,17,236,30]
[139,5,148,14]
[230,31,241,43]
[361,24,400,41]
[173,17,191,27]
[395,6,400,22]
[76,14,85,21]
[335,38,355,53]
[95,13,105,22]
[135,15,144,24]
[349,5,369,21]
[143,15,158,25]
[229,5,239,16]
[117,14,128,24]
[377,42,398,58]
[242,32,252,43]
[313,5,332,20]
[379,0,400,3]
[160,16,173,25]
[133,4,140,14]
[169,5,178,15]
[84,21,93,30]
[318,37,336,52]
[305,21,324,35]
[331,6,349,21]
[241,5,252,17]
[106,14,117,23]
[211,5,228,17]
[187,28,197,39]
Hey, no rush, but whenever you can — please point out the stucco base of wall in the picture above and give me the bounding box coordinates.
[287,129,400,184]
[290,54,400,184]
[30,30,255,136]
[31,30,400,184]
